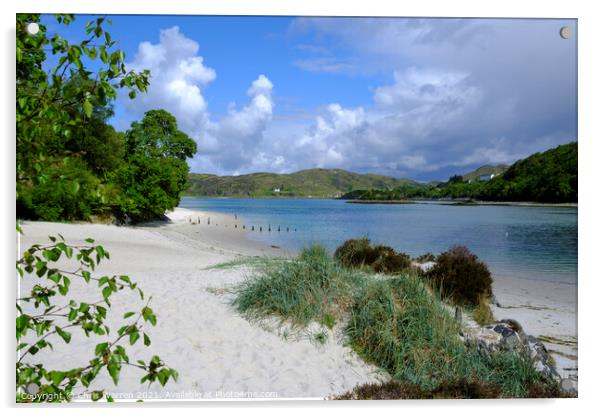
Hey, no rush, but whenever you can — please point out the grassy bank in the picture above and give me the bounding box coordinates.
[229,245,561,398]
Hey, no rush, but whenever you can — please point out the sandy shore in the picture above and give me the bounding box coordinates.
[491,278,577,381]
[18,209,385,400]
[162,208,578,383]
[17,207,577,399]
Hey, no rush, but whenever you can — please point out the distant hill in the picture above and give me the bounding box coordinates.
[186,168,414,198]
[462,164,508,182]
[479,141,577,203]
[340,142,577,203]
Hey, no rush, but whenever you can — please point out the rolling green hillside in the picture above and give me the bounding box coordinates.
[186,168,413,198]
[341,142,577,203]
[186,142,577,202]
[479,141,577,202]
[462,164,508,182]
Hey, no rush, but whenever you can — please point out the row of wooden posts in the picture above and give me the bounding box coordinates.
[188,215,296,232]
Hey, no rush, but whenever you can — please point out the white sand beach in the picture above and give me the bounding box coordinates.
[18,209,386,400]
[492,278,577,381]
[17,207,577,399]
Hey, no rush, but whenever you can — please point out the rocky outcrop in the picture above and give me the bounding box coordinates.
[461,319,561,382]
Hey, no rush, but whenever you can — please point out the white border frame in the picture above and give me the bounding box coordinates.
[3,1,601,414]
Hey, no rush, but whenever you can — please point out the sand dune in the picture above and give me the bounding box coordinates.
[18,210,385,400]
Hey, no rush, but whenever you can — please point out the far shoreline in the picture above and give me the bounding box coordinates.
[182,194,577,208]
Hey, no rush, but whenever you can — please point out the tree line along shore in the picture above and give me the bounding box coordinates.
[185,142,577,205]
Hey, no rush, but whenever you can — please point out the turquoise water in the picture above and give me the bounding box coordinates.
[179,197,577,284]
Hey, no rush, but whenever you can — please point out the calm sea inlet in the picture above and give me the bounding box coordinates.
[179,197,577,285]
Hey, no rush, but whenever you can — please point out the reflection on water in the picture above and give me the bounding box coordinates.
[179,197,577,285]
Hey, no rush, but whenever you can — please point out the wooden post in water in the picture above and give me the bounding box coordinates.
[278,226,280,232]
[207,217,210,225]
[252,226,254,231]
[260,226,262,232]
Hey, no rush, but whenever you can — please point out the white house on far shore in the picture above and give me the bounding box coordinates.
[468,173,498,183]
[479,173,497,181]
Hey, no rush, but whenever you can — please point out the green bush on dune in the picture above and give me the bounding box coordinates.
[334,238,412,274]
[232,244,559,398]
[425,245,493,307]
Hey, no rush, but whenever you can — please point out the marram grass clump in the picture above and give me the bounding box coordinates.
[344,274,553,396]
[233,244,365,327]
[345,274,466,389]
[232,244,561,398]
[333,376,573,400]
[472,294,495,326]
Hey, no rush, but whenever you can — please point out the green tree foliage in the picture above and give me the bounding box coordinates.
[479,142,577,203]
[16,233,177,402]
[112,110,197,222]
[16,14,150,221]
[448,174,464,184]
[16,14,197,222]
[17,158,104,221]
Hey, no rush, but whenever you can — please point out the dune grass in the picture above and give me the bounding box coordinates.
[345,274,554,396]
[472,294,495,326]
[204,255,287,271]
[233,245,366,327]
[232,244,559,398]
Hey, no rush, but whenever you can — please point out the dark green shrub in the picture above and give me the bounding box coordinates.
[333,378,503,400]
[334,238,377,268]
[426,245,493,307]
[333,380,428,400]
[371,245,412,273]
[17,158,106,221]
[334,239,411,274]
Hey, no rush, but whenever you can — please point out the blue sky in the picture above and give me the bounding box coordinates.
[40,15,577,181]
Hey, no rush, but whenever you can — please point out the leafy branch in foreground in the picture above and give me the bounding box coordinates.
[16,233,177,402]
[17,13,150,186]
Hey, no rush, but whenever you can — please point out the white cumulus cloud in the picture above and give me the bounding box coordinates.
[126,26,216,133]
[199,74,275,172]
[124,27,276,174]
